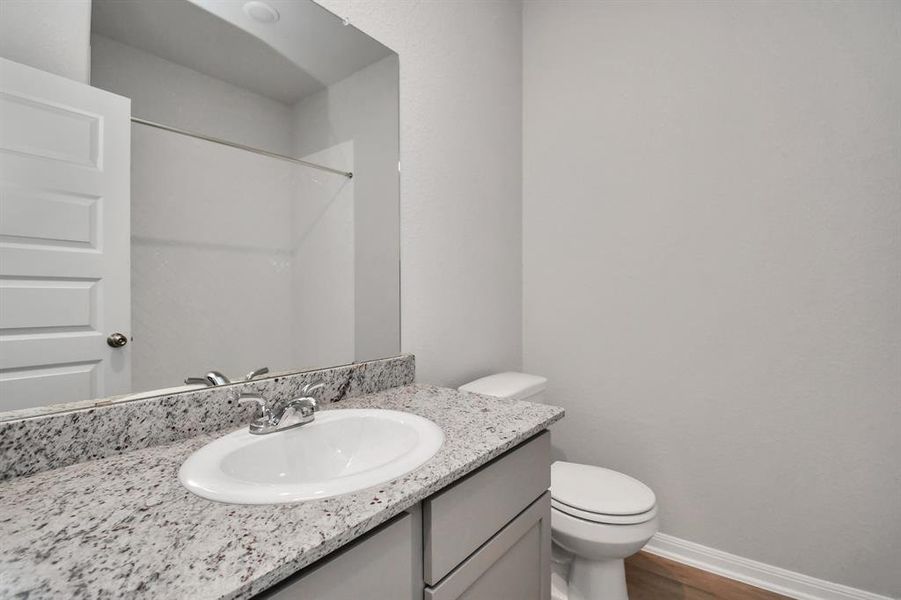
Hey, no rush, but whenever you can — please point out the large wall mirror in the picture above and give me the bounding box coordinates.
[0,0,400,418]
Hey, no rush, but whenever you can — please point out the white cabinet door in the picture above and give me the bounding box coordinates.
[0,57,131,411]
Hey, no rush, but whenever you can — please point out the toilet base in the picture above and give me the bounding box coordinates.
[551,562,569,600]
[550,544,629,600]
[551,542,572,600]
[568,556,628,600]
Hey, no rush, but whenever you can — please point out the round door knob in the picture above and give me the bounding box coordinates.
[107,333,128,348]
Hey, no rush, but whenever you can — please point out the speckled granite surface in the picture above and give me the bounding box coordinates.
[0,355,415,481]
[0,384,563,600]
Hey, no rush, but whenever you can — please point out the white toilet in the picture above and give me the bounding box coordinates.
[459,373,658,600]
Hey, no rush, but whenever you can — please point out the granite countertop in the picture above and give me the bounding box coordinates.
[0,384,564,599]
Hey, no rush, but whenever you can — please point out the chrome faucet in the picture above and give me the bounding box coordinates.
[185,371,230,387]
[185,367,269,387]
[237,380,325,435]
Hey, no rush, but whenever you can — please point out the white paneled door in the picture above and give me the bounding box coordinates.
[0,58,131,411]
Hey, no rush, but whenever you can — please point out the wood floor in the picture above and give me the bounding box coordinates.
[624,552,792,600]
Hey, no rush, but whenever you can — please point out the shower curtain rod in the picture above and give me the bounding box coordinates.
[130,117,353,179]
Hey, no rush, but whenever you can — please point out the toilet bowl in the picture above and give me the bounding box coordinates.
[550,461,658,600]
[459,373,659,600]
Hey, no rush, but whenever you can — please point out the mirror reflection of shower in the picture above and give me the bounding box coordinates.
[88,0,400,396]
[0,0,400,417]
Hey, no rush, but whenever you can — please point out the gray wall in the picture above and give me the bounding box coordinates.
[0,0,91,82]
[316,0,524,386]
[292,55,401,364]
[523,1,901,596]
[90,34,295,154]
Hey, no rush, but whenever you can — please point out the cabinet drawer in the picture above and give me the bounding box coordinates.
[423,432,550,584]
[256,510,421,600]
[425,492,551,600]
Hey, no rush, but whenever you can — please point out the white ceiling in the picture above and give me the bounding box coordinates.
[91,0,394,105]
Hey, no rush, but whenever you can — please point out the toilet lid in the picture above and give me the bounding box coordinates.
[551,461,656,517]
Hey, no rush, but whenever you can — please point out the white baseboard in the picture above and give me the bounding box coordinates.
[642,533,895,600]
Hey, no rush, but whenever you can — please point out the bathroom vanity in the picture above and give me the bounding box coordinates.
[0,366,563,600]
[261,433,552,600]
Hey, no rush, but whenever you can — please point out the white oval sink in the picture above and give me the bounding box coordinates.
[179,409,444,504]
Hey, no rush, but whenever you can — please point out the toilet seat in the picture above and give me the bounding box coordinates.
[551,497,658,524]
[551,461,657,525]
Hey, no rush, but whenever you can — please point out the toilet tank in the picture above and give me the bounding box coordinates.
[458,372,548,403]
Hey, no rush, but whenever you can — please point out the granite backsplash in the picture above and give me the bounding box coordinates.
[0,355,415,481]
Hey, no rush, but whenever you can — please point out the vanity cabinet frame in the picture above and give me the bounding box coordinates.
[423,432,551,584]
[424,492,551,600]
[256,506,423,600]
[256,431,552,600]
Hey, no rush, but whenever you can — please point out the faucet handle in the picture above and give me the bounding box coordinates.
[238,394,270,420]
[294,396,318,411]
[284,395,318,423]
[244,367,270,381]
[206,371,231,385]
[301,380,326,397]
